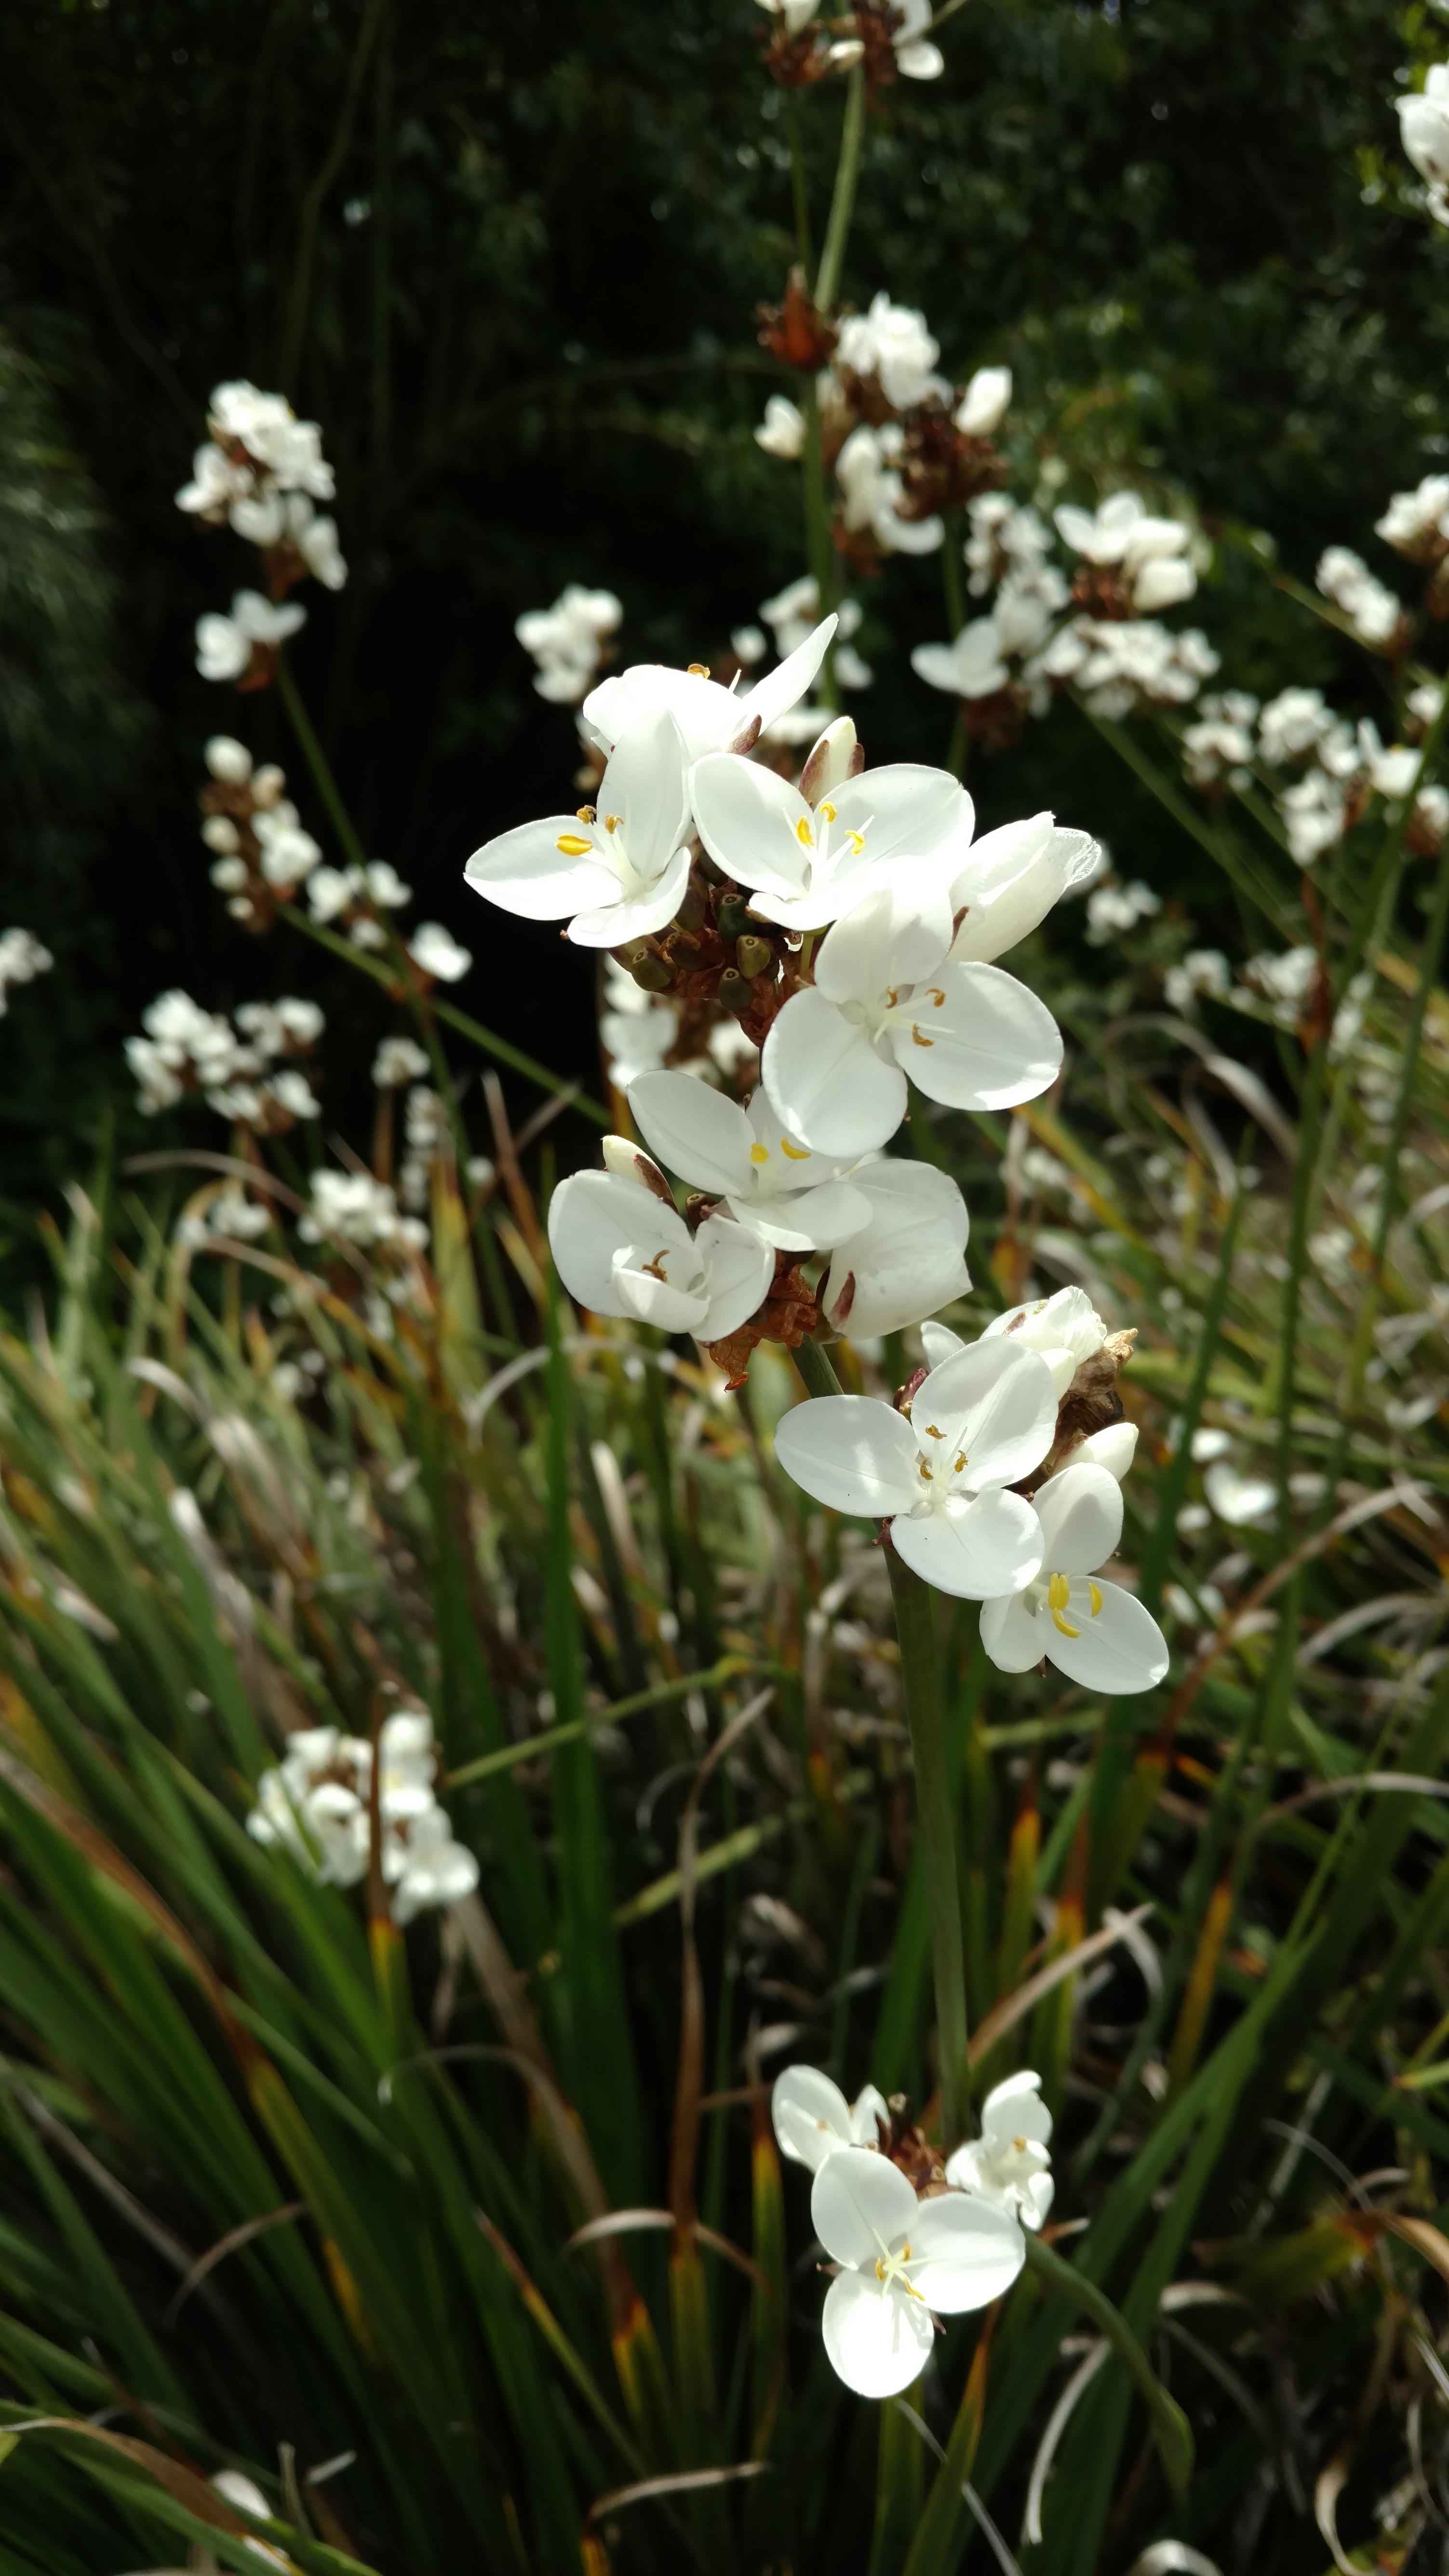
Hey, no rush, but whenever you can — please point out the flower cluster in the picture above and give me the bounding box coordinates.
[300,1168,429,1257]
[198,736,321,927]
[1184,684,1443,868]
[0,929,53,1017]
[754,282,1013,569]
[1396,63,1449,226]
[914,486,1215,742]
[775,1288,1169,1680]
[125,990,324,1127]
[755,0,941,91]
[179,380,346,686]
[247,1711,478,1923]
[516,584,623,705]
[769,2062,1051,2396]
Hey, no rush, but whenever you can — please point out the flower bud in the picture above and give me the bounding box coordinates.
[601,1135,674,1202]
[736,934,774,979]
[251,764,287,808]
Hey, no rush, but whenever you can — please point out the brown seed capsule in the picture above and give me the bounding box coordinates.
[736,933,774,980]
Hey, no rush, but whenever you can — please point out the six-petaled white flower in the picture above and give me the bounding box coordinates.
[626,1071,875,1250]
[465,711,693,948]
[688,744,969,934]
[775,1335,1057,1598]
[772,2063,889,2168]
[548,1159,773,1341]
[945,2070,1054,2229]
[762,877,1062,1155]
[979,1458,1168,1691]
[810,2143,1025,2399]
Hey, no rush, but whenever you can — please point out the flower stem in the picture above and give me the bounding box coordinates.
[813,66,865,314]
[276,654,369,875]
[785,92,813,273]
[886,1543,971,2149]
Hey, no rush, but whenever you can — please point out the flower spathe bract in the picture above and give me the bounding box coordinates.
[945,2070,1054,2229]
[465,709,692,948]
[688,750,970,934]
[811,2148,1025,2399]
[772,2063,889,2169]
[761,877,1063,1155]
[774,1337,1058,1599]
[979,1461,1168,1691]
[582,616,837,763]
[626,1071,873,1252]
[548,1164,773,1341]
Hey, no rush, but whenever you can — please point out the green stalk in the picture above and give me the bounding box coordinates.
[784,91,813,272]
[813,66,865,313]
[1019,2235,1192,2501]
[276,656,369,874]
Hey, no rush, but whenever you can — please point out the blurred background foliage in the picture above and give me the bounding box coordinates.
[0,0,1438,1214]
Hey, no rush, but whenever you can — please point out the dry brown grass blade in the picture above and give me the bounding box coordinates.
[0,2419,264,2551]
[967,1905,1154,2066]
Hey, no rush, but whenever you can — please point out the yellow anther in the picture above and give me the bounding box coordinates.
[1047,1570,1081,1639]
[1087,1580,1103,1617]
[794,816,815,847]
[749,1143,770,1165]
[555,832,593,857]
[885,987,899,1008]
[818,800,837,822]
[924,1424,943,1438]
[779,1135,811,1160]
[911,1024,935,1048]
[847,830,866,856]
[604,814,621,833]
[1013,2135,1027,2153]
[925,986,945,1006]
[954,1452,966,1473]
[918,1460,933,1481]
[576,804,597,824]
[687,662,711,678]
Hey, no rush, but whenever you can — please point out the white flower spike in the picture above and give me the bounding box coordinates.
[688,748,970,934]
[548,1162,772,1342]
[811,2147,1025,2399]
[582,617,837,765]
[772,2064,889,2170]
[762,876,1062,1155]
[465,709,693,949]
[979,1461,1168,1691]
[945,2070,1054,2229]
[774,1336,1057,1599]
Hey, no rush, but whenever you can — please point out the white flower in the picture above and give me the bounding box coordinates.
[946,812,1100,962]
[772,2063,889,2168]
[582,617,836,765]
[762,877,1062,1155]
[467,711,693,949]
[1202,1459,1276,1527]
[267,1069,321,1121]
[818,1158,971,1340]
[625,1073,875,1251]
[1376,473,1449,560]
[773,1334,1057,1598]
[809,2144,1025,2400]
[954,365,1012,437]
[1399,64,1449,192]
[688,744,969,934]
[836,423,943,557]
[911,617,1010,701]
[409,921,472,982]
[0,928,54,1013]
[195,591,306,683]
[945,2071,1054,2228]
[882,0,945,79]
[307,865,353,924]
[392,1803,481,1922]
[1277,767,1347,866]
[978,1285,1108,1398]
[210,2469,289,2568]
[980,1459,1168,1691]
[1182,713,1254,786]
[208,382,335,498]
[1164,949,1230,1012]
[254,805,322,888]
[301,1169,427,1251]
[517,585,623,704]
[1316,546,1401,648]
[204,734,253,783]
[299,511,348,590]
[965,494,1056,594]
[1258,686,1333,765]
[754,0,819,30]
[548,1161,773,1341]
[1086,878,1161,942]
[1054,490,1197,611]
[374,1036,432,1089]
[836,293,944,408]
[756,393,807,458]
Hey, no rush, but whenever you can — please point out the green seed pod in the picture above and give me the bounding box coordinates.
[674,883,708,934]
[630,954,673,994]
[716,892,753,942]
[718,967,753,1019]
[735,934,774,980]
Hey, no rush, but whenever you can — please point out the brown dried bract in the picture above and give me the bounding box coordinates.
[757,267,839,372]
[1036,1330,1138,1482]
[898,408,1008,521]
[706,1258,822,1391]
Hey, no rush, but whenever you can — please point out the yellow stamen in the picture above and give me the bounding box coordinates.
[911,1024,935,1048]
[846,830,865,856]
[779,1135,811,1161]
[1087,1580,1102,1616]
[924,986,945,1006]
[604,814,620,833]
[1047,1570,1081,1639]
[918,1460,933,1481]
[924,1424,943,1438]
[687,662,711,678]
[885,987,899,1008]
[1013,2135,1027,2153]
[953,1452,966,1473]
[794,816,815,847]
[749,1143,769,1165]
[874,2245,925,2297]
[554,832,593,857]
[818,800,837,822]
[576,805,597,823]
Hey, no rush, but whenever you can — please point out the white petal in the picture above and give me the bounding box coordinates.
[739,1176,873,1253]
[830,765,973,875]
[916,1340,1059,1489]
[773,1394,921,1519]
[979,1589,1047,1673]
[814,879,953,1007]
[601,709,691,858]
[850,2083,891,2147]
[888,962,1062,1113]
[1024,2174,1055,2228]
[1033,1461,1123,1578]
[896,36,944,76]
[628,1071,751,1196]
[548,1171,688,1316]
[823,1161,970,1340]
[583,664,740,762]
[1202,1461,1277,1527]
[465,816,617,922]
[822,2269,935,2398]
[569,845,691,948]
[694,1216,775,1341]
[811,2138,918,2268]
[772,2063,855,2168]
[764,989,907,1154]
[892,1489,1044,1599]
[905,2195,1026,2310]
[1046,1578,1169,1694]
[615,1254,710,1333]
[1073,1422,1138,1480]
[950,817,1099,963]
[689,754,810,897]
[919,1320,966,1369]
[982,2069,1052,2146]
[740,615,838,738]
